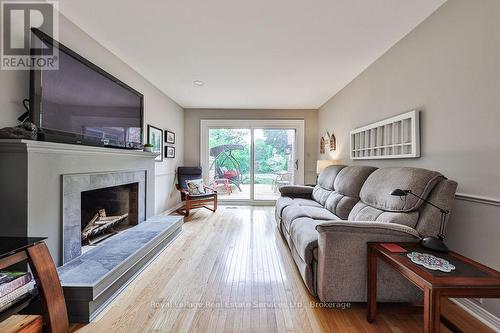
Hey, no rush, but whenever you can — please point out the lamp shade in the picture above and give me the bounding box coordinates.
[316,160,339,174]
[390,189,409,196]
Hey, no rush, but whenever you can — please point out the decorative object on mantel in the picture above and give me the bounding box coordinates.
[319,131,337,154]
[350,110,420,160]
[143,143,153,152]
[165,130,175,144]
[0,122,37,140]
[406,252,456,273]
[165,146,175,158]
[147,125,163,161]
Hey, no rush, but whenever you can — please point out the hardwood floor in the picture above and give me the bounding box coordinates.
[73,206,492,333]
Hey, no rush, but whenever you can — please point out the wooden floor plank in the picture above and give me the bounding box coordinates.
[72,206,492,333]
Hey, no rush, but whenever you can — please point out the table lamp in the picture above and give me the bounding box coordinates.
[390,189,450,252]
[316,160,339,175]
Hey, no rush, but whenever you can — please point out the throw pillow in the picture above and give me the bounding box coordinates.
[223,170,238,178]
[186,179,205,195]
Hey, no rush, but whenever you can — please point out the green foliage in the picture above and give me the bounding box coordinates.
[209,128,292,175]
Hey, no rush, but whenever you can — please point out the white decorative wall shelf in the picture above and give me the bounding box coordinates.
[350,110,420,160]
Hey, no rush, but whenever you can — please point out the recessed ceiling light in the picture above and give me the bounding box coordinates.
[193,80,204,86]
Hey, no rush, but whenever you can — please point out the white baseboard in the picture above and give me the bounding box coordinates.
[451,298,500,331]
[160,202,184,216]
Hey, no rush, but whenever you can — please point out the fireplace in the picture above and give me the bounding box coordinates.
[81,183,139,248]
[62,170,147,264]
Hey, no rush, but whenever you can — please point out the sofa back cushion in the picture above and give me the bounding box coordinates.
[348,202,420,228]
[416,178,457,237]
[312,165,345,205]
[359,167,443,212]
[347,167,445,229]
[324,166,377,219]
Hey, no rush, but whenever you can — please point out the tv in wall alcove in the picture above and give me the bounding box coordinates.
[29,28,144,149]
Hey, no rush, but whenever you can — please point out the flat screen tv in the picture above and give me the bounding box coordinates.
[29,28,143,149]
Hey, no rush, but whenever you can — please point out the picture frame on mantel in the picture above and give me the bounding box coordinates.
[165,130,175,144]
[147,125,163,162]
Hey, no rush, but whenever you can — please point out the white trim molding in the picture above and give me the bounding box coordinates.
[161,202,185,216]
[0,139,157,158]
[199,119,305,203]
[455,193,500,207]
[451,298,500,331]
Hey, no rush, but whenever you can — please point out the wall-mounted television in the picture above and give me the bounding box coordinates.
[29,28,144,149]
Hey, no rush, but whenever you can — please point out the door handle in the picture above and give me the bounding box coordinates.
[295,160,299,170]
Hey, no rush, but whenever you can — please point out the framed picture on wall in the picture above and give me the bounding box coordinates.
[165,130,175,144]
[147,125,163,162]
[165,146,175,158]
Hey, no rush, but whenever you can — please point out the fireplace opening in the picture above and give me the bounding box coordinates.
[81,182,139,249]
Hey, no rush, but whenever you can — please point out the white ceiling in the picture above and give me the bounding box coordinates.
[57,0,445,109]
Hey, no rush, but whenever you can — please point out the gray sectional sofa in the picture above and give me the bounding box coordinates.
[275,165,457,302]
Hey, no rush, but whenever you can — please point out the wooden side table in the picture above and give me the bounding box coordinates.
[367,242,500,333]
[0,237,68,333]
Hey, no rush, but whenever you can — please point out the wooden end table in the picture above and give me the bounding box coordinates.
[367,242,500,333]
[0,237,68,333]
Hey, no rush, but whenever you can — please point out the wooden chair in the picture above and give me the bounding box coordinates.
[176,166,217,217]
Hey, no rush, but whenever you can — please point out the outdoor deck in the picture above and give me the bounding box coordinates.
[215,183,280,201]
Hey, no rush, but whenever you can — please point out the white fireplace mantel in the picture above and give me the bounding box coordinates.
[0,139,157,157]
[0,139,157,265]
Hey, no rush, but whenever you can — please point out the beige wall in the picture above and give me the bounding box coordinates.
[318,0,500,317]
[0,12,184,215]
[184,109,318,184]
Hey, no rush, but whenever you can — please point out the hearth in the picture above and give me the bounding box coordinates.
[81,183,138,247]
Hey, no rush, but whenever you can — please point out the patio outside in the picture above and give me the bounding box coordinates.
[209,128,295,201]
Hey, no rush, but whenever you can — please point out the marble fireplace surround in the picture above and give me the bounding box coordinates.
[62,170,147,264]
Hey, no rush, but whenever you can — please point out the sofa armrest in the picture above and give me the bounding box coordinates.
[313,221,421,302]
[315,221,420,238]
[278,185,314,199]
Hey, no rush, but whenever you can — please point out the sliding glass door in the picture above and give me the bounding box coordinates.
[253,128,296,200]
[202,120,304,203]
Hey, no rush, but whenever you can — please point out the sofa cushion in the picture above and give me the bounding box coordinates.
[312,165,346,205]
[289,241,316,294]
[275,197,294,219]
[289,217,324,264]
[312,186,332,206]
[348,202,419,228]
[292,198,323,208]
[324,194,359,220]
[359,167,443,212]
[317,165,346,190]
[282,206,339,233]
[324,166,377,219]
[275,197,322,220]
[334,166,377,198]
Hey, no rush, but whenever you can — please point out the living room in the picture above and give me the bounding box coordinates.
[0,0,498,332]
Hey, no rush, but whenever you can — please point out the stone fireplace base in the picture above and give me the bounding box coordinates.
[57,214,183,323]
